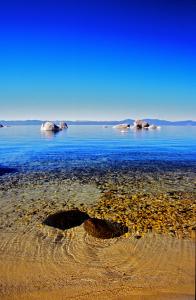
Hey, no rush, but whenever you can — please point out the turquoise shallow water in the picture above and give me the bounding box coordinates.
[0,125,196,174]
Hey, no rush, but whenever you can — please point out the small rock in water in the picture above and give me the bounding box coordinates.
[134,235,142,239]
[59,121,68,129]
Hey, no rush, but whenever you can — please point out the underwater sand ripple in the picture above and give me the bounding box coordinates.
[0,174,195,299]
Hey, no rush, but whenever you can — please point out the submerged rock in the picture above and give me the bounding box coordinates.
[43,210,89,230]
[41,121,62,132]
[0,124,3,128]
[83,218,128,239]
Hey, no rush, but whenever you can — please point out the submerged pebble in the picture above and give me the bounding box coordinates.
[84,189,196,239]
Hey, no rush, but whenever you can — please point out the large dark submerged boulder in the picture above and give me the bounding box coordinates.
[43,210,128,239]
[43,210,89,230]
[83,218,128,239]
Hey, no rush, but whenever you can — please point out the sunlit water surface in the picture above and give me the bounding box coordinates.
[0,125,196,173]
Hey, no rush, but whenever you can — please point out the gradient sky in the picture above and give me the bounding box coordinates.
[0,0,196,120]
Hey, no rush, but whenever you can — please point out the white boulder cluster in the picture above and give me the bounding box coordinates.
[113,120,160,130]
[133,120,159,130]
[41,121,68,132]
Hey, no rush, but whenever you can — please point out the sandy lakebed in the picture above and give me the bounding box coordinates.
[0,163,195,300]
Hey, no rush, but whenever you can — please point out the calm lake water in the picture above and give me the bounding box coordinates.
[0,125,196,174]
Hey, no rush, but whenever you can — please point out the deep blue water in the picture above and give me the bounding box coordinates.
[0,125,196,173]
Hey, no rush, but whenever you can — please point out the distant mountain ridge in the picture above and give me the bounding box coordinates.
[0,119,196,126]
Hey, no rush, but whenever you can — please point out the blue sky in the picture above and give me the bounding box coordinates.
[0,0,195,120]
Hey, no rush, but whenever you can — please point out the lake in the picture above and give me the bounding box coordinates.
[0,125,196,174]
[0,125,195,300]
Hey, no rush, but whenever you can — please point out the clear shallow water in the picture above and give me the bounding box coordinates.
[0,125,196,173]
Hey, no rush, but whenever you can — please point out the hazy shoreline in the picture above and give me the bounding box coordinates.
[1,119,196,126]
